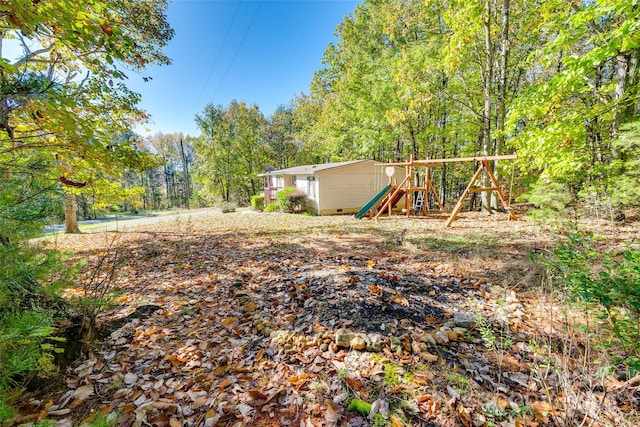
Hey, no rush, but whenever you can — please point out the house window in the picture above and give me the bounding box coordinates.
[292,176,297,186]
[307,176,316,199]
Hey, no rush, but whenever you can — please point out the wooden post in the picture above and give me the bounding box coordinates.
[481,160,516,221]
[425,166,446,213]
[445,162,485,227]
[376,174,411,219]
[445,160,517,226]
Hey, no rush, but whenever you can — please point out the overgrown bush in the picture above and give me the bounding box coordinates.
[277,187,297,212]
[0,236,73,421]
[264,202,279,213]
[543,230,640,370]
[250,194,264,211]
[285,190,307,213]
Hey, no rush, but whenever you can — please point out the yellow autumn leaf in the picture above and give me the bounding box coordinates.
[221,317,237,327]
[213,365,229,375]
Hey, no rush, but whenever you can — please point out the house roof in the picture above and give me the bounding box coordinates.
[259,160,372,176]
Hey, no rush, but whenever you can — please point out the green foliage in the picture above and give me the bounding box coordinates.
[0,0,174,420]
[544,230,640,370]
[264,202,279,213]
[0,237,72,422]
[523,181,575,229]
[277,187,297,212]
[347,398,372,415]
[250,194,265,211]
[193,101,268,204]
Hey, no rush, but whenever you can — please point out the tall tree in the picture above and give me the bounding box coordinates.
[1,0,174,232]
[264,105,298,169]
[147,132,194,209]
[193,101,267,203]
[507,0,640,206]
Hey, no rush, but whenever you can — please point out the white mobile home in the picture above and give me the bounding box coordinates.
[260,160,392,215]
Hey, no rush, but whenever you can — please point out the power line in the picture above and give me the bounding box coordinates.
[210,1,264,105]
[193,1,242,111]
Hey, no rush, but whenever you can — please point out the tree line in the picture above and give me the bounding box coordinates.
[186,0,639,212]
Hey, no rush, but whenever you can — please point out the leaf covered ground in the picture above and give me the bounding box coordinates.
[13,210,640,426]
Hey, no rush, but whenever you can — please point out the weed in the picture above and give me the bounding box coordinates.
[178,308,195,316]
[543,229,640,370]
[445,371,471,394]
[336,367,349,381]
[476,314,512,398]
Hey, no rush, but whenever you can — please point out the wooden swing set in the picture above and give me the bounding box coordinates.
[364,154,517,226]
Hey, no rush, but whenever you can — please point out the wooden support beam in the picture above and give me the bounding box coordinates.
[375,175,410,219]
[444,160,516,226]
[469,187,499,193]
[426,166,446,213]
[380,154,517,167]
[481,160,516,221]
[445,163,484,227]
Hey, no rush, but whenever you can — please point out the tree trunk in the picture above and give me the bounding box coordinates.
[610,52,630,155]
[64,193,81,234]
[492,0,510,210]
[179,138,191,209]
[163,165,171,209]
[481,0,493,211]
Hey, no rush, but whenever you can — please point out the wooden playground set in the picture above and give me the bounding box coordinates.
[354,154,517,226]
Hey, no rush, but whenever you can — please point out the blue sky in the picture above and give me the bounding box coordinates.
[131,0,358,137]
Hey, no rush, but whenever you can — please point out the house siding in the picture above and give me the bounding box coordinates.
[261,160,405,215]
[316,160,382,215]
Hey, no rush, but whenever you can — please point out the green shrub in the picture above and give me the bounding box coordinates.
[0,238,72,422]
[277,187,297,212]
[544,230,640,370]
[250,194,265,211]
[285,190,307,213]
[0,174,76,421]
[264,202,279,213]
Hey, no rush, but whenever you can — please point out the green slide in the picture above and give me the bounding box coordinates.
[354,184,393,219]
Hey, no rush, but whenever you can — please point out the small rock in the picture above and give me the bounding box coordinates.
[453,327,467,337]
[435,330,449,344]
[445,331,458,342]
[454,312,476,329]
[367,333,384,351]
[420,352,438,362]
[425,334,437,346]
[390,336,403,352]
[350,335,366,350]
[319,343,328,352]
[335,328,355,348]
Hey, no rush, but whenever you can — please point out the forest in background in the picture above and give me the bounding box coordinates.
[1,0,639,424]
[28,0,638,223]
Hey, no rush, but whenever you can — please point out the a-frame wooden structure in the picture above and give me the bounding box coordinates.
[378,154,517,226]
